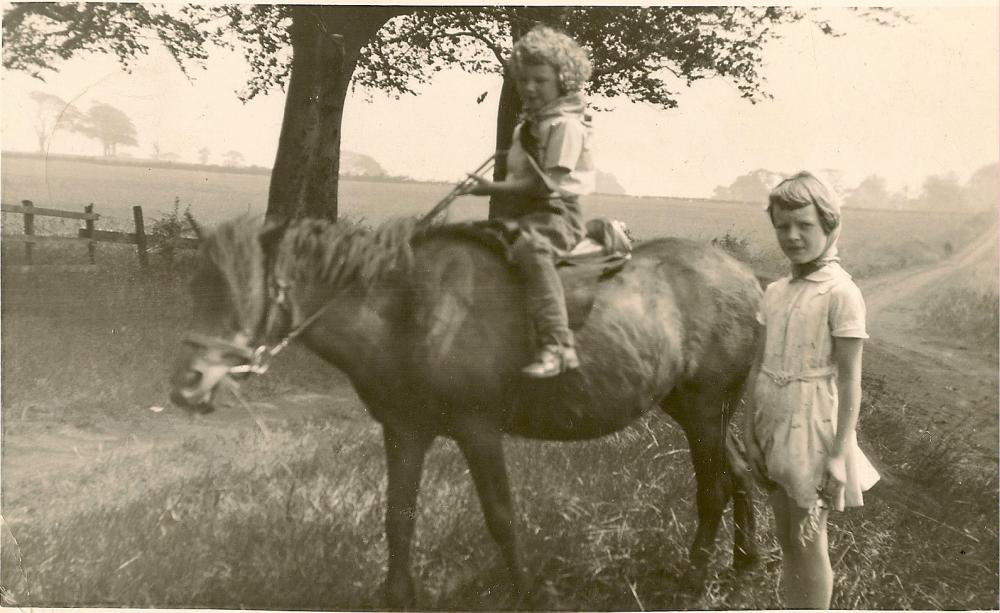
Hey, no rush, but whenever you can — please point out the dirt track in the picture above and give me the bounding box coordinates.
[859,229,998,464]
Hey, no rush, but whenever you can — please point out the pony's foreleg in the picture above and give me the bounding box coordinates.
[452,418,531,597]
[383,426,435,609]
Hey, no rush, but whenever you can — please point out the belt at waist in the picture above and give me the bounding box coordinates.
[760,364,837,387]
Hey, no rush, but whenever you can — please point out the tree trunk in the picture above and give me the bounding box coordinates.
[487,73,523,220]
[266,6,407,221]
[487,14,527,220]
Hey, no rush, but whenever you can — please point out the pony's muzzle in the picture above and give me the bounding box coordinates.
[170,358,231,414]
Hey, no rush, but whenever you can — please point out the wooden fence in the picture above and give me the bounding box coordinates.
[0,200,198,272]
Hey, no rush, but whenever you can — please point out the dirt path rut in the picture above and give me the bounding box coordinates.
[859,229,997,464]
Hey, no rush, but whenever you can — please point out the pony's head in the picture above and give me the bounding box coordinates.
[169,216,282,413]
[169,215,418,413]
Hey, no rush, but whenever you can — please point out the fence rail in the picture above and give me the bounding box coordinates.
[1,200,197,271]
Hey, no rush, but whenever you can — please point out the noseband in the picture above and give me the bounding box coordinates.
[183,271,335,378]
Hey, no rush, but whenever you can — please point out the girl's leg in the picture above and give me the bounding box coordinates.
[767,490,800,605]
[510,233,577,377]
[772,490,832,609]
[784,504,832,609]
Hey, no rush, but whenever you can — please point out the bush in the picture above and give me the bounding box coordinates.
[148,197,200,269]
[711,229,752,263]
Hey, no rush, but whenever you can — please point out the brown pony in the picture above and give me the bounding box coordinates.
[170,216,762,608]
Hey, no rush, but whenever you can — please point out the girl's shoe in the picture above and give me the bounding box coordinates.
[522,345,580,378]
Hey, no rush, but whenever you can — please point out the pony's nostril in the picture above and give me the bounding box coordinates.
[182,369,203,387]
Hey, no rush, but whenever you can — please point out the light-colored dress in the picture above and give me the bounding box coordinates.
[753,263,880,520]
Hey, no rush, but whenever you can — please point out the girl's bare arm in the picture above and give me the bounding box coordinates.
[743,324,767,467]
[831,336,864,457]
[463,170,548,197]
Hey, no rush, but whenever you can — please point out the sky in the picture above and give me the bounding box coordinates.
[1,4,998,198]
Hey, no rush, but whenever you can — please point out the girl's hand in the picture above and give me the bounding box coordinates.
[460,173,493,196]
[821,454,847,510]
[743,427,768,481]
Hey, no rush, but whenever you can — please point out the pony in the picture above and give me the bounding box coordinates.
[169,215,763,608]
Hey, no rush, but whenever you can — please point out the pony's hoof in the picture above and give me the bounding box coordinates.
[679,565,709,594]
[733,551,761,574]
[510,569,535,608]
[384,575,417,610]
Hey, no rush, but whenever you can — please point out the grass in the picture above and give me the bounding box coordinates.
[1,159,997,609]
[915,232,999,355]
[4,374,996,609]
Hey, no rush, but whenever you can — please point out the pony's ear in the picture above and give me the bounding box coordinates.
[259,216,290,257]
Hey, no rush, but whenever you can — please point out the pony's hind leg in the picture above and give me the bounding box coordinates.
[451,416,531,599]
[725,425,759,571]
[660,388,733,591]
[383,425,436,609]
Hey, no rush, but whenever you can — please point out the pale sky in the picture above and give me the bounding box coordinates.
[2,4,997,198]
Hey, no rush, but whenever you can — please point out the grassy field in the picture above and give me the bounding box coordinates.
[1,155,997,609]
[1,152,988,279]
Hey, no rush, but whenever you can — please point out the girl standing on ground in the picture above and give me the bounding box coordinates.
[744,171,880,608]
[461,25,595,378]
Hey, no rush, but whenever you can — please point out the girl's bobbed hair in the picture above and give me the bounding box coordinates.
[510,25,592,94]
[767,171,842,234]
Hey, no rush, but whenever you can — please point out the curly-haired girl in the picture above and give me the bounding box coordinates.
[462,25,595,378]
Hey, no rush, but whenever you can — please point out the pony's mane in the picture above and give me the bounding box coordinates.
[199,215,268,334]
[200,216,496,326]
[275,216,421,291]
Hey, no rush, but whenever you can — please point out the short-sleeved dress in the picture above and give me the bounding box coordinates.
[753,263,880,515]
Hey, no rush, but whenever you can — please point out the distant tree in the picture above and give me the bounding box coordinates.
[340,151,387,177]
[197,146,211,165]
[918,172,966,210]
[595,171,626,195]
[817,168,847,197]
[150,140,162,160]
[72,102,138,157]
[28,90,81,152]
[713,169,784,203]
[223,150,245,167]
[845,174,892,209]
[964,162,999,211]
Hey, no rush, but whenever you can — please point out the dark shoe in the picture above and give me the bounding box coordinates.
[522,345,580,378]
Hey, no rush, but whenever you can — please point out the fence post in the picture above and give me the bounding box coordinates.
[133,205,148,269]
[21,199,34,265]
[85,204,96,264]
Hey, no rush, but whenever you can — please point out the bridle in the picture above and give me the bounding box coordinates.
[182,259,335,379]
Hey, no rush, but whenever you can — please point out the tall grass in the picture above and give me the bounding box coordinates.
[918,288,999,353]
